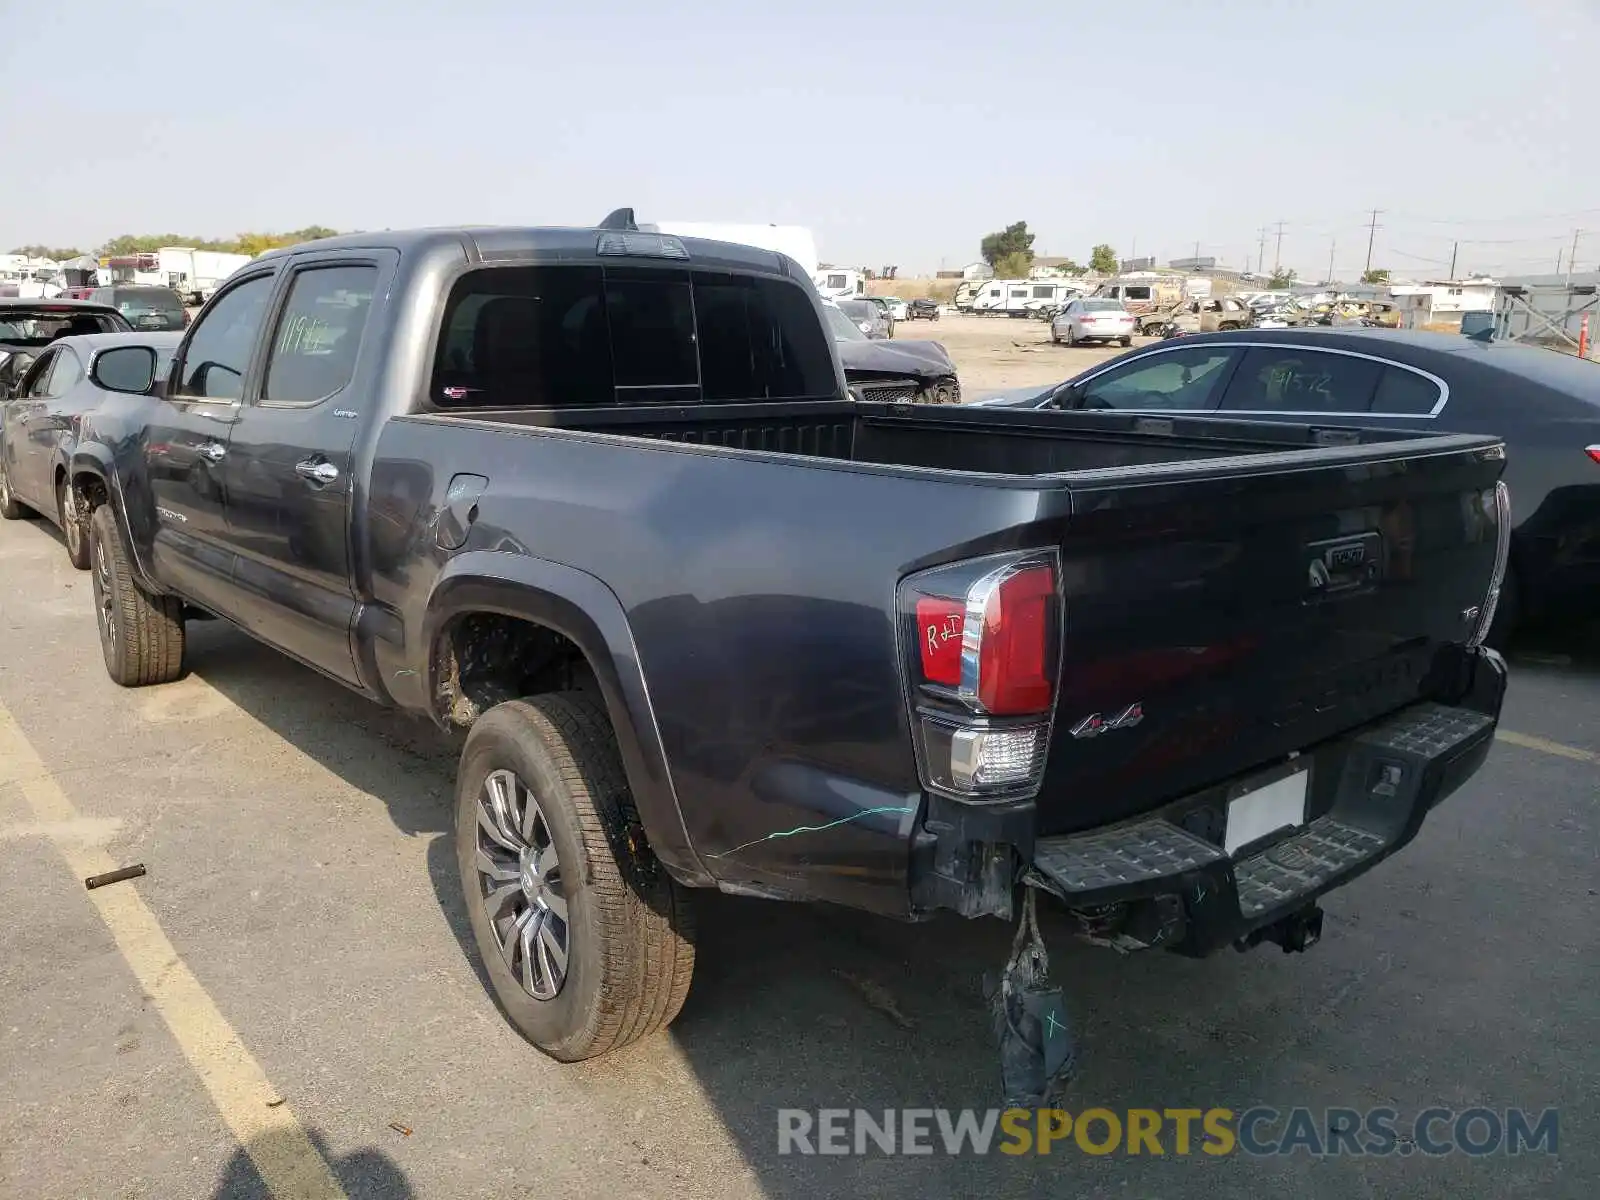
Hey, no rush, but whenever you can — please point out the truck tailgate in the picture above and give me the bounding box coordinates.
[1038,433,1506,834]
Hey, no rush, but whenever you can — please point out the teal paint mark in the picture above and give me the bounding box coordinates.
[708,805,918,859]
[1046,1010,1067,1040]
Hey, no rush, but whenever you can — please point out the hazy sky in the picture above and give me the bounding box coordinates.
[2,0,1593,279]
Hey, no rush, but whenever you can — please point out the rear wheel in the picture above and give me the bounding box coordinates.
[58,479,90,570]
[88,506,186,686]
[1119,336,1133,347]
[456,693,696,1061]
[1065,326,1078,347]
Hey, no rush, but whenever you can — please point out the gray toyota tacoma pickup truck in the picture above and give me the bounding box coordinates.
[65,213,1509,1080]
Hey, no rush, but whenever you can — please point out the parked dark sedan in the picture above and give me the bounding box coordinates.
[967,328,1600,641]
[86,285,190,331]
[835,298,893,340]
[1,331,181,567]
[0,299,133,398]
[824,301,961,404]
[906,297,941,321]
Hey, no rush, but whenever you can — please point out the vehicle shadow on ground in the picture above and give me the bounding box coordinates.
[184,620,1583,1199]
[207,1125,414,1199]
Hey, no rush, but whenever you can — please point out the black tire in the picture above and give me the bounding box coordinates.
[1066,326,1078,347]
[88,505,186,686]
[456,693,695,1061]
[0,457,23,520]
[58,479,90,570]
[1120,336,1133,347]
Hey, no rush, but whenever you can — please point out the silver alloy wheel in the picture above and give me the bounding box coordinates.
[92,531,116,652]
[0,462,11,510]
[62,486,83,557]
[474,767,570,1000]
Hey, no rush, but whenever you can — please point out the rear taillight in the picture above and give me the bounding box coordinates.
[1585,445,1600,465]
[1468,481,1511,648]
[899,551,1060,801]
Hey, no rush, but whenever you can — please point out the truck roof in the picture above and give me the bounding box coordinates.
[253,222,807,278]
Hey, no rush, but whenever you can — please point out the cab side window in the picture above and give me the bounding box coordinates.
[44,347,84,396]
[1079,346,1237,411]
[174,274,276,400]
[17,349,56,398]
[1218,348,1382,414]
[262,265,378,405]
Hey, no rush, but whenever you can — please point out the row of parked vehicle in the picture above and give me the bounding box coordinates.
[0,217,1519,1102]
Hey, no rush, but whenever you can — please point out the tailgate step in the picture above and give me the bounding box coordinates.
[1033,820,1224,894]
[1357,702,1493,757]
[1233,817,1387,917]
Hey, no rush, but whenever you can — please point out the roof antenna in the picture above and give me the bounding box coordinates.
[598,208,638,231]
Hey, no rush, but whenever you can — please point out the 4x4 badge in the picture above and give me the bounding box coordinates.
[1070,703,1145,739]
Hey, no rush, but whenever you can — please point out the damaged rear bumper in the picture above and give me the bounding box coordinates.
[910,646,1507,954]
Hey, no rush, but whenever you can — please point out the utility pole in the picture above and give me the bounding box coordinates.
[1448,242,1458,279]
[1363,208,1383,275]
[1273,220,1286,274]
[1327,238,1336,284]
[1567,230,1581,285]
[1257,226,1268,275]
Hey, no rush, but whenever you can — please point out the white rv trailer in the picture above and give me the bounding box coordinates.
[811,267,866,300]
[969,279,1079,316]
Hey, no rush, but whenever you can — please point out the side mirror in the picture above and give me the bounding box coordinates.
[1050,382,1085,409]
[92,345,158,395]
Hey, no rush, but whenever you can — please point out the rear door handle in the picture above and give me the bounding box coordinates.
[198,441,226,462]
[295,459,340,486]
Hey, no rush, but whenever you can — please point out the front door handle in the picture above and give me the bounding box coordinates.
[295,459,340,486]
[198,441,226,463]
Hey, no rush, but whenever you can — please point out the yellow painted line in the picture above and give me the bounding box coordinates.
[1495,729,1597,764]
[0,704,348,1200]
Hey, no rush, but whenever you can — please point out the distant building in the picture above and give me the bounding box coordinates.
[1389,277,1499,327]
[1029,256,1082,279]
[960,261,994,281]
[1168,256,1217,270]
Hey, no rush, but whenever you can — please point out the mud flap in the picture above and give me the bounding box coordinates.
[987,887,1076,1107]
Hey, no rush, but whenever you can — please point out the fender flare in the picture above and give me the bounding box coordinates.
[68,446,161,593]
[422,552,712,888]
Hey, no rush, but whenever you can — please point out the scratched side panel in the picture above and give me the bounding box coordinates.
[367,418,1062,916]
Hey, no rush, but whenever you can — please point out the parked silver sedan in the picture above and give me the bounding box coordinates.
[1051,298,1136,347]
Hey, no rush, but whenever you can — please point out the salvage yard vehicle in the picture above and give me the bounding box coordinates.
[905,297,941,321]
[0,332,182,566]
[0,299,133,401]
[965,327,1593,642]
[1139,295,1254,338]
[836,298,892,339]
[1051,298,1136,346]
[67,216,1509,1076]
[825,301,961,404]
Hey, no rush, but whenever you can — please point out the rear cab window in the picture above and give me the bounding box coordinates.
[432,264,837,408]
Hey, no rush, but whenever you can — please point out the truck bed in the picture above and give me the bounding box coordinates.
[436,397,1460,476]
[370,399,1503,912]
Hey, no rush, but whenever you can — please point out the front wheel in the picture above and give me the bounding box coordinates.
[88,505,186,686]
[58,480,90,570]
[0,458,23,520]
[456,693,696,1061]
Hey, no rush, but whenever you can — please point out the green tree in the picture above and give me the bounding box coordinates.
[980,221,1036,270]
[1269,267,1298,289]
[992,250,1033,280]
[1361,268,1390,284]
[8,244,84,260]
[1088,244,1118,274]
[96,226,343,258]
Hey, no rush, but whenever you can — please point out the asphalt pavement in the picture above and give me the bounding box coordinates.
[0,512,1595,1199]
